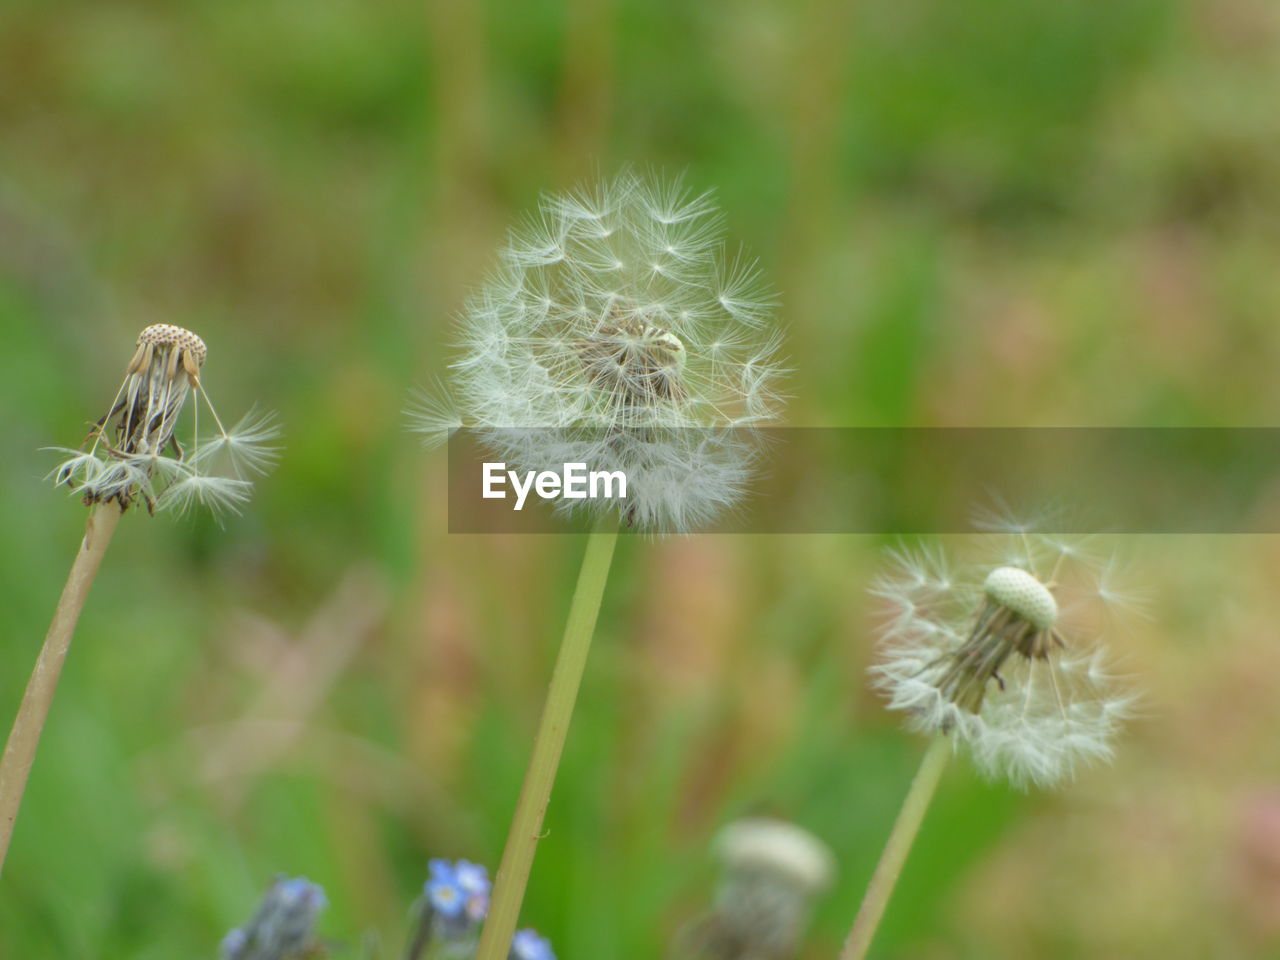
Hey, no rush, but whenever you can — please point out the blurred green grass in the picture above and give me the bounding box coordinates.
[4,0,1280,957]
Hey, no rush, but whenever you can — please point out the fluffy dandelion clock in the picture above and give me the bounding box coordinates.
[428,173,784,960]
[870,536,1135,789]
[49,323,279,515]
[412,172,785,531]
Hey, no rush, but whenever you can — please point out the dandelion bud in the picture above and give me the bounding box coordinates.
[411,172,785,531]
[871,535,1136,787]
[697,818,834,960]
[220,875,328,960]
[49,324,278,515]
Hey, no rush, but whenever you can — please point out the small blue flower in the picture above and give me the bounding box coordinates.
[510,928,555,960]
[465,896,489,922]
[453,859,490,897]
[427,882,464,918]
[427,858,455,886]
[425,858,490,922]
[425,860,466,920]
[278,877,327,911]
[456,860,490,921]
[218,927,247,959]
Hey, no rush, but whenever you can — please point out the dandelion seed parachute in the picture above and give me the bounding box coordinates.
[190,408,282,478]
[411,172,786,532]
[870,535,1135,788]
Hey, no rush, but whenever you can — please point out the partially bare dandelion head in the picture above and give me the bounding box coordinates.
[116,323,207,459]
[49,325,279,515]
[411,171,785,531]
[871,532,1137,788]
[714,818,835,896]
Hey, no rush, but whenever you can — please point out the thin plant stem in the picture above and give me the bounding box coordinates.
[403,903,434,960]
[839,735,951,960]
[474,514,620,960]
[0,502,123,874]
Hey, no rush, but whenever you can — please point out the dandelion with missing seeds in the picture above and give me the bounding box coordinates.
[0,324,277,874]
[840,532,1137,960]
[49,322,278,515]
[411,173,784,960]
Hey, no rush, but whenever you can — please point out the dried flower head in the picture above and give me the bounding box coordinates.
[871,534,1136,788]
[692,818,834,960]
[220,875,328,960]
[411,172,785,531]
[49,324,278,515]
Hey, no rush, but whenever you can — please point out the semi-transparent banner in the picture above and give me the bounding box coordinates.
[444,428,1280,533]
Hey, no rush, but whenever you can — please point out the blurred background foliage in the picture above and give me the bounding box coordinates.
[4,0,1280,957]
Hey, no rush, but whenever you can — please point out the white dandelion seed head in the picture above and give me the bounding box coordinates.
[427,171,785,531]
[706,818,833,960]
[871,533,1136,789]
[48,325,277,516]
[157,472,253,516]
[714,818,835,895]
[137,322,208,369]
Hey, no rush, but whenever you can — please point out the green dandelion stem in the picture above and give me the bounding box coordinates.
[0,501,123,874]
[839,735,951,960]
[475,514,619,960]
